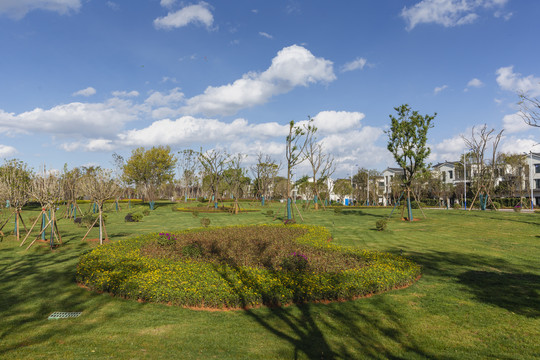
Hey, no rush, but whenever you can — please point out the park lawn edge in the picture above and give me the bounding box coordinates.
[76,224,421,310]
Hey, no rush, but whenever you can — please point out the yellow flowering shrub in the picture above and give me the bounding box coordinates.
[76,224,421,308]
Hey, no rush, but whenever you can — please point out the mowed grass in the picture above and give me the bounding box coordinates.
[1,201,539,359]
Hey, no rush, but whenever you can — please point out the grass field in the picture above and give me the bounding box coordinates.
[1,202,539,359]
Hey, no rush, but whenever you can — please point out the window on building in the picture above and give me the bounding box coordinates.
[536,164,540,174]
[449,170,453,179]
[442,171,446,182]
[536,179,540,189]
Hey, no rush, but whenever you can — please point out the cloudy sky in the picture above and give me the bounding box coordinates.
[0,0,539,177]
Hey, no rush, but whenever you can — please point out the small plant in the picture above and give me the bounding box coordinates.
[142,209,150,216]
[376,218,388,231]
[280,252,309,272]
[491,201,501,210]
[81,213,106,228]
[182,243,203,258]
[157,232,176,246]
[125,212,143,222]
[283,218,296,225]
[513,204,522,213]
[334,207,343,215]
[453,203,461,210]
[266,210,274,216]
[200,217,211,227]
[192,210,199,217]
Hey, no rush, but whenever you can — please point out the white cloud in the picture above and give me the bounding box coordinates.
[434,85,448,94]
[106,1,118,11]
[311,111,365,134]
[259,32,273,39]
[401,0,509,30]
[0,0,81,19]
[72,87,96,97]
[466,78,484,88]
[431,135,466,162]
[160,0,176,8]
[496,66,540,97]
[117,116,288,147]
[499,136,540,155]
[0,98,139,138]
[341,57,367,73]
[154,2,214,30]
[502,112,529,134]
[0,144,17,157]
[144,88,184,107]
[112,90,139,97]
[182,45,335,116]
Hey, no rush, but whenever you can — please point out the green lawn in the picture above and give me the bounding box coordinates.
[1,202,539,359]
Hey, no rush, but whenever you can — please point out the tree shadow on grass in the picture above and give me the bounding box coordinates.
[341,209,385,218]
[212,263,433,359]
[0,241,120,356]
[457,270,540,318]
[388,249,540,319]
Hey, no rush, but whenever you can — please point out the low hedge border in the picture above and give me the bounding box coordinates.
[173,207,260,213]
[76,224,421,309]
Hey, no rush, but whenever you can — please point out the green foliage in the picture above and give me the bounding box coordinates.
[125,212,143,222]
[386,104,435,187]
[491,201,501,210]
[192,210,199,217]
[375,219,388,231]
[200,217,211,227]
[123,146,177,201]
[76,225,421,308]
[142,209,150,216]
[157,232,176,246]
[266,209,274,216]
[182,243,203,258]
[453,203,461,210]
[81,213,107,228]
[334,207,343,215]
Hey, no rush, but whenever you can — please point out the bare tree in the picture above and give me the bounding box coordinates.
[518,92,540,128]
[80,168,120,245]
[250,152,281,204]
[303,135,335,210]
[222,153,248,214]
[179,149,200,202]
[0,159,32,240]
[198,148,231,209]
[461,125,504,210]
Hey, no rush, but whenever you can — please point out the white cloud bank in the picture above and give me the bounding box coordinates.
[434,85,448,94]
[0,0,81,19]
[401,0,509,30]
[154,2,214,30]
[0,144,17,157]
[182,45,336,116]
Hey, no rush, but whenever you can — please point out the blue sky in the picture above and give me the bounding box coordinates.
[0,0,539,178]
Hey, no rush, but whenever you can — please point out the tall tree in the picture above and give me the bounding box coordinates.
[123,146,177,210]
[178,149,200,202]
[387,104,435,221]
[332,179,353,204]
[222,153,249,214]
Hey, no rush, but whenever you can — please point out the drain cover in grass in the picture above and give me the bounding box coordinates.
[48,312,82,320]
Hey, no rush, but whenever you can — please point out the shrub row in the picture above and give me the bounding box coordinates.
[76,224,421,309]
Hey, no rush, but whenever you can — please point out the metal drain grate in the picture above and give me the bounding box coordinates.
[48,312,82,320]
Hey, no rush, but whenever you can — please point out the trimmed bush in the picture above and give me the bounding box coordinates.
[76,224,421,309]
[200,217,211,227]
[142,209,150,216]
[375,219,388,231]
[125,213,143,222]
[453,203,461,210]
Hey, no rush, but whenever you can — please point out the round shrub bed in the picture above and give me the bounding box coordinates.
[76,224,421,309]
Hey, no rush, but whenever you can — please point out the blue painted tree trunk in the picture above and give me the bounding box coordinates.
[262,195,265,206]
[407,195,413,222]
[41,211,46,240]
[287,198,292,220]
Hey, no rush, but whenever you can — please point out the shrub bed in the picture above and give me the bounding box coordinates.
[173,206,260,213]
[76,224,421,309]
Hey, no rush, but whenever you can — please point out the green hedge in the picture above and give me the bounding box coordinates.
[76,225,420,309]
